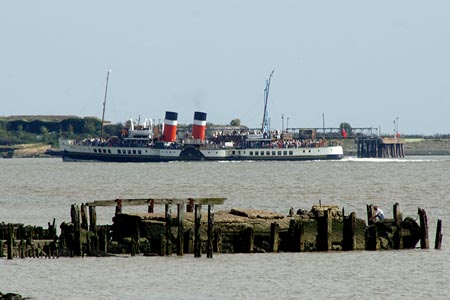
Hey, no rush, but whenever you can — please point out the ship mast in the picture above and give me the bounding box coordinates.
[100,69,111,140]
[261,70,274,134]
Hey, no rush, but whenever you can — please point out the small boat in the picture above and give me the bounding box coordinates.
[60,72,344,162]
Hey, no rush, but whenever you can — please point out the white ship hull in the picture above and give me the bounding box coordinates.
[60,139,344,162]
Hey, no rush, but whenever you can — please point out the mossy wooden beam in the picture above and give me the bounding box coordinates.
[86,197,226,207]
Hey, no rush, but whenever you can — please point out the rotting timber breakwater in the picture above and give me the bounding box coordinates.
[0,198,443,259]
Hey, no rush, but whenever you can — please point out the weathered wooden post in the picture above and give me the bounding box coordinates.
[177,203,184,256]
[317,209,331,251]
[366,223,378,250]
[207,204,214,258]
[70,204,78,224]
[194,204,202,257]
[19,239,25,259]
[7,224,14,259]
[288,207,294,217]
[187,198,194,213]
[148,199,154,213]
[288,220,304,252]
[366,204,374,225]
[393,203,403,226]
[0,239,4,258]
[131,222,139,257]
[89,205,97,232]
[435,219,442,250]
[71,204,82,256]
[185,229,194,254]
[343,212,356,251]
[240,226,254,253]
[418,208,429,249]
[81,203,89,230]
[115,199,122,215]
[269,222,280,252]
[214,228,222,253]
[97,225,108,254]
[165,203,173,256]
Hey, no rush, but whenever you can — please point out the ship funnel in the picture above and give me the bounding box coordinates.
[163,111,178,142]
[192,111,207,140]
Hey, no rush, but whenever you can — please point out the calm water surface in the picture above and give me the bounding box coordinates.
[1,157,449,299]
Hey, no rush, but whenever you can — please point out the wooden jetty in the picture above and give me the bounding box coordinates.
[356,137,405,158]
[0,220,58,259]
[0,198,443,259]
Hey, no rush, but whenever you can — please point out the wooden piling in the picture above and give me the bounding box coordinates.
[98,226,108,254]
[357,137,405,158]
[343,212,356,251]
[288,220,304,252]
[207,204,214,258]
[269,222,280,252]
[187,198,194,213]
[317,209,332,251]
[115,199,122,215]
[177,203,184,256]
[240,227,254,253]
[71,204,82,256]
[148,199,154,213]
[81,203,88,230]
[89,205,97,232]
[0,240,4,258]
[366,223,378,250]
[393,203,403,226]
[185,229,194,254]
[435,219,442,250]
[165,204,173,256]
[214,228,222,253]
[7,224,13,259]
[366,204,374,225]
[19,240,25,258]
[159,232,166,256]
[418,208,429,249]
[70,204,78,225]
[194,204,202,257]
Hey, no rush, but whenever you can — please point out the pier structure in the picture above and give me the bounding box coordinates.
[1,199,443,259]
[356,137,405,158]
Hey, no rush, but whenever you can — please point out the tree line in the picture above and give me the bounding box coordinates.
[0,117,123,146]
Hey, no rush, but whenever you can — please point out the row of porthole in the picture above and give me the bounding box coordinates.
[93,148,179,155]
[247,149,315,156]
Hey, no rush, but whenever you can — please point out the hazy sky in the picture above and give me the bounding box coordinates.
[1,1,449,134]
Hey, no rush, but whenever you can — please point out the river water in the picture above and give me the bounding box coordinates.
[0,157,449,299]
